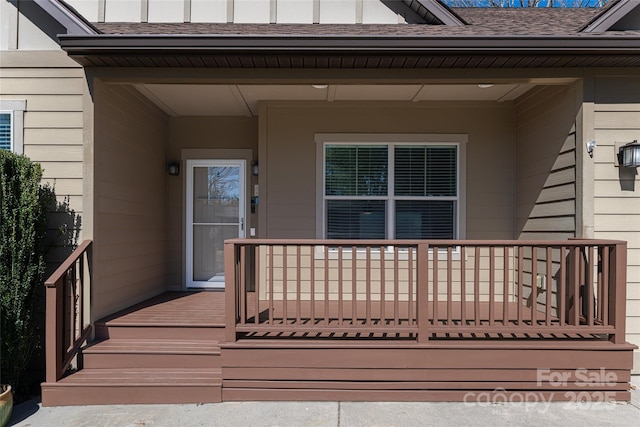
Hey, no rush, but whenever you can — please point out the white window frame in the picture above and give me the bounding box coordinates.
[315,133,467,242]
[0,100,26,154]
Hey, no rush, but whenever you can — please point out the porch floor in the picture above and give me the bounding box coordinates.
[97,291,226,326]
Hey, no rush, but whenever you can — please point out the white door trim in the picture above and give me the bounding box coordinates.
[185,159,246,289]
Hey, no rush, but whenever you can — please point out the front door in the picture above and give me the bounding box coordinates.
[186,159,246,289]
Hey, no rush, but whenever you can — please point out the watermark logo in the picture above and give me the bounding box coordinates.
[462,368,620,413]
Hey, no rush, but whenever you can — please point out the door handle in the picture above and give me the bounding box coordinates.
[240,218,245,231]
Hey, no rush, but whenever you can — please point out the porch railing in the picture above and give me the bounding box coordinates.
[224,239,627,344]
[44,239,93,382]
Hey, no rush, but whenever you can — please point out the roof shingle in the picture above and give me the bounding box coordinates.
[94,7,603,37]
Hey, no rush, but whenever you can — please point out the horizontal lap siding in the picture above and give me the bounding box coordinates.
[514,86,578,319]
[515,85,578,241]
[93,82,168,320]
[592,77,640,368]
[0,51,86,267]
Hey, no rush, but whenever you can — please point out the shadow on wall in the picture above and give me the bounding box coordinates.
[45,191,82,262]
[618,166,637,192]
[22,188,82,401]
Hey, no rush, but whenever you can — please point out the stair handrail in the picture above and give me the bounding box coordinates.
[44,239,93,382]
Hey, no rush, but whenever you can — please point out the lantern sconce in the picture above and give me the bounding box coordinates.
[618,140,640,168]
[168,161,180,176]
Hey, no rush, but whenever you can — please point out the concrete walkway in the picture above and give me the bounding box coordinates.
[9,376,639,427]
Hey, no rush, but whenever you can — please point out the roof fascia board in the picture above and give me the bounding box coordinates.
[57,34,640,54]
[581,0,639,32]
[403,0,466,26]
[33,0,99,35]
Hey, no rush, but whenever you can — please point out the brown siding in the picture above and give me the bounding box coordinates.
[515,85,579,240]
[592,76,640,369]
[92,81,169,320]
[261,101,515,240]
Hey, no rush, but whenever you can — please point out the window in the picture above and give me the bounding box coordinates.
[0,101,26,154]
[0,113,11,151]
[319,134,466,240]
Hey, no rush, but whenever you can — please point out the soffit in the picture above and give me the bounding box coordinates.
[136,83,536,117]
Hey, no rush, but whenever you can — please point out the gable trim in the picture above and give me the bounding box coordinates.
[403,0,467,26]
[34,0,99,35]
[581,0,639,32]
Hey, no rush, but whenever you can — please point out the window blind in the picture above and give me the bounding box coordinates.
[325,145,388,196]
[324,142,458,240]
[0,113,11,151]
[395,146,456,197]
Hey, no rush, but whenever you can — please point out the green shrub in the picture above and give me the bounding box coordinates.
[0,150,54,397]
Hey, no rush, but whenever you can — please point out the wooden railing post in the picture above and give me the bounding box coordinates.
[45,277,64,382]
[417,242,429,343]
[224,240,238,343]
[609,241,627,344]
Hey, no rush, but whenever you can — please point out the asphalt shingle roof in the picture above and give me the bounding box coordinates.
[93,7,606,37]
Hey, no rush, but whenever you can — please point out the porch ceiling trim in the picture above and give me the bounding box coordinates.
[59,34,640,68]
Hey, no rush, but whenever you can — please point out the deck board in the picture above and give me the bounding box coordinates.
[100,291,226,326]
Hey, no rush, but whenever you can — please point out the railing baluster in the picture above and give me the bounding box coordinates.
[394,246,399,326]
[602,246,609,326]
[78,258,84,340]
[338,245,344,325]
[503,246,509,325]
[433,246,439,327]
[310,245,315,326]
[587,245,595,326]
[268,245,274,325]
[559,246,566,326]
[380,245,386,327]
[517,246,523,327]
[69,266,76,348]
[489,246,495,326]
[255,245,260,326]
[240,245,246,325]
[282,246,288,325]
[546,247,552,326]
[296,245,301,325]
[572,246,580,326]
[324,245,329,325]
[531,246,537,326]
[447,246,453,325]
[408,246,414,327]
[474,246,480,327]
[352,246,357,326]
[366,246,371,327]
[461,246,466,326]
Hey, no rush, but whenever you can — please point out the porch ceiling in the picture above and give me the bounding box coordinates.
[134,83,536,117]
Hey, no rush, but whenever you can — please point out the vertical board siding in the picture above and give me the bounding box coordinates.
[92,82,168,320]
[593,76,640,366]
[515,85,578,240]
[66,0,412,24]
